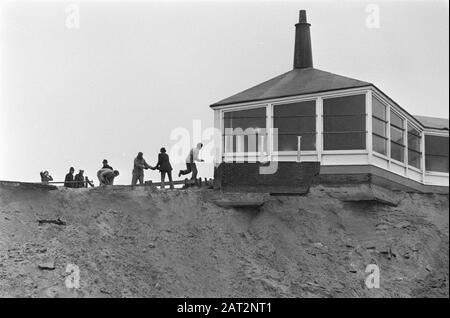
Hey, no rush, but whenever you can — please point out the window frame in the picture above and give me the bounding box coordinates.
[407,121,422,170]
[272,99,317,152]
[322,93,367,151]
[424,133,449,174]
[222,104,268,157]
[371,95,389,156]
[389,108,406,164]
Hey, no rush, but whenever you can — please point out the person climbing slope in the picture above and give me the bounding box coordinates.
[178,142,204,181]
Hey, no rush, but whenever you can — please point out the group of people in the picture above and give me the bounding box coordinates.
[64,168,90,188]
[129,142,205,189]
[41,143,205,189]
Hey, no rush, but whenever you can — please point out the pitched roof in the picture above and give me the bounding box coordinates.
[414,115,449,131]
[210,67,372,107]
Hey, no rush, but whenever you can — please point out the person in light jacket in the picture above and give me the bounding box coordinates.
[132,152,152,185]
[178,143,204,181]
[40,171,53,185]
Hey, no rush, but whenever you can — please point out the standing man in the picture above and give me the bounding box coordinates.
[64,167,75,188]
[132,152,152,185]
[153,147,174,189]
[178,143,204,180]
[74,169,85,188]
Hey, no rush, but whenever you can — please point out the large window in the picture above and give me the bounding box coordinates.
[223,107,266,153]
[407,124,422,169]
[323,94,366,150]
[425,135,449,173]
[390,110,405,163]
[372,96,388,155]
[273,100,316,151]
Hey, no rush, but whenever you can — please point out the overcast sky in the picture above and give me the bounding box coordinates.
[0,0,448,184]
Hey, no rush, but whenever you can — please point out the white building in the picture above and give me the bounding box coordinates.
[210,11,449,193]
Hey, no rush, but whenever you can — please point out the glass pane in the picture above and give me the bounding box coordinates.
[275,134,316,151]
[408,133,421,153]
[425,135,449,172]
[426,155,449,173]
[408,150,421,169]
[323,115,365,132]
[391,126,404,145]
[391,142,405,162]
[273,101,316,117]
[373,117,387,137]
[224,107,266,119]
[323,94,366,115]
[373,135,387,155]
[390,110,403,129]
[425,135,449,157]
[224,108,266,130]
[274,117,316,134]
[372,97,386,120]
[323,133,366,150]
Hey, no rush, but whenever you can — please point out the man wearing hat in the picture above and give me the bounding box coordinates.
[102,159,113,170]
[74,169,85,188]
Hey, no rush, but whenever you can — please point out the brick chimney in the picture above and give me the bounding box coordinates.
[293,10,313,69]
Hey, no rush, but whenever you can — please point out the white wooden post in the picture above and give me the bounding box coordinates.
[297,136,302,162]
[316,97,323,162]
[259,134,266,162]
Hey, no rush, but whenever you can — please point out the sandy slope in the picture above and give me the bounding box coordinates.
[0,183,448,297]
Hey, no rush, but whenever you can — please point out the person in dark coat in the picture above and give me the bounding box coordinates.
[74,170,85,188]
[64,167,75,188]
[102,159,113,170]
[153,147,174,189]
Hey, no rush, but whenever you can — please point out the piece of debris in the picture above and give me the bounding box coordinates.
[38,218,66,226]
[100,288,112,295]
[376,224,390,231]
[148,243,156,249]
[394,221,411,229]
[38,261,55,270]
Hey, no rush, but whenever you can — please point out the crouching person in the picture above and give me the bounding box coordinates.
[97,168,119,186]
[153,147,174,189]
